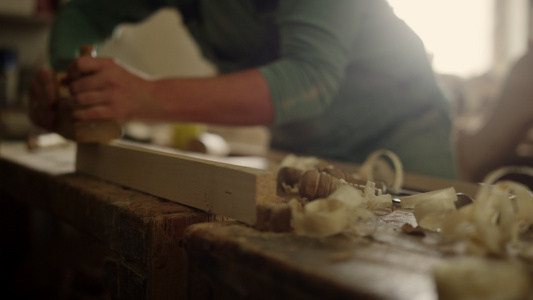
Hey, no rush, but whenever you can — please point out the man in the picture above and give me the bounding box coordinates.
[30,0,457,178]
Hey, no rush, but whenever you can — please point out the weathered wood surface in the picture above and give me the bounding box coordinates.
[0,153,219,299]
[184,212,447,300]
[76,141,278,225]
[0,142,482,300]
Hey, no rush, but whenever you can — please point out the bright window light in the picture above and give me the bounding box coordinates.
[387,0,494,78]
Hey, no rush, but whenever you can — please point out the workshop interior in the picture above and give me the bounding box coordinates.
[2,0,533,299]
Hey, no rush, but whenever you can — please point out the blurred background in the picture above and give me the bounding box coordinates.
[0,0,532,154]
[1,1,533,298]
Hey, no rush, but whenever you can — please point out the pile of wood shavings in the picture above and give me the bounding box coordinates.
[407,166,533,256]
[277,150,403,237]
[289,184,391,237]
[404,166,533,300]
[278,153,533,299]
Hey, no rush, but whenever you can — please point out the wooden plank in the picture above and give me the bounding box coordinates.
[75,141,278,225]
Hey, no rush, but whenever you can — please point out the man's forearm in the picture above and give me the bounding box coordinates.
[149,69,275,125]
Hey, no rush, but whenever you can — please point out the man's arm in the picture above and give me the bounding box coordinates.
[150,69,274,125]
[67,57,274,125]
[63,0,360,126]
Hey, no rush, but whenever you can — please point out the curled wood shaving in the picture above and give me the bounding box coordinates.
[280,182,299,195]
[290,184,393,237]
[400,223,426,236]
[428,167,533,299]
[364,181,392,210]
[358,149,404,191]
[401,187,458,231]
[281,151,403,237]
[400,187,457,209]
[440,167,533,256]
[404,166,533,256]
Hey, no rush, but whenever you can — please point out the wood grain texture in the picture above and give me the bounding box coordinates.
[76,141,278,225]
[0,154,223,299]
[184,218,443,300]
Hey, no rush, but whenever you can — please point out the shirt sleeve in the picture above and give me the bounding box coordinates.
[259,0,362,125]
[49,0,164,69]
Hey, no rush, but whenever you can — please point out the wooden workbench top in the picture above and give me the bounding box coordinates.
[0,141,223,299]
[184,213,444,300]
[0,140,483,300]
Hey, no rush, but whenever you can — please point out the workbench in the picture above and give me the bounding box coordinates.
[184,217,442,300]
[0,140,485,300]
[0,141,223,299]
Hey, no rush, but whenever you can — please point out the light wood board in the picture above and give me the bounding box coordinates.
[76,141,277,225]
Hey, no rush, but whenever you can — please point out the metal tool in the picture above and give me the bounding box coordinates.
[392,192,474,209]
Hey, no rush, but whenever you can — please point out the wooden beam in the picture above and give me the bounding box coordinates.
[75,141,278,225]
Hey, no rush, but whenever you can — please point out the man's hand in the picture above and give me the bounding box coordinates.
[66,56,155,122]
[29,69,58,131]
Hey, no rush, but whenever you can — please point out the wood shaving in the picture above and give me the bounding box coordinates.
[401,223,426,236]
